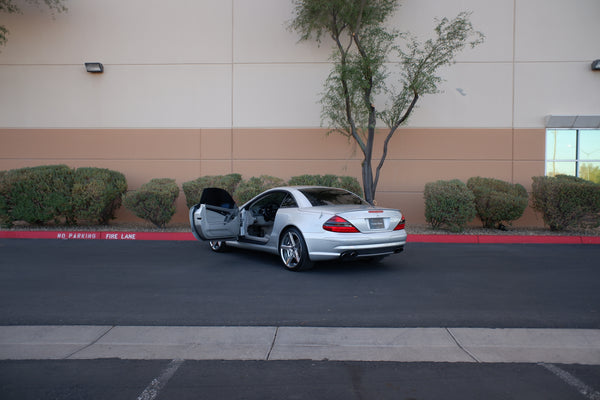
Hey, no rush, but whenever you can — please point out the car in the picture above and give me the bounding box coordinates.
[189,186,407,271]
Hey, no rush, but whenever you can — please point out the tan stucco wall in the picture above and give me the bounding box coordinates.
[1,0,597,227]
[0,127,546,226]
[1,0,599,130]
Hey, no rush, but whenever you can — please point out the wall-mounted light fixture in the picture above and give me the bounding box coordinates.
[592,59,600,71]
[85,62,104,73]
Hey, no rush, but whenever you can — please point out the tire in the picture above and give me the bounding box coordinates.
[279,227,314,271]
[209,241,227,252]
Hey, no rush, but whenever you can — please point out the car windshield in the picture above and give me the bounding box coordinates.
[299,188,367,206]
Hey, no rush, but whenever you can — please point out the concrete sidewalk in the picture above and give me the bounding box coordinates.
[1,326,599,365]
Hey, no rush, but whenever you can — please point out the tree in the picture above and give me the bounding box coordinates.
[0,0,67,47]
[289,0,483,204]
[579,163,600,184]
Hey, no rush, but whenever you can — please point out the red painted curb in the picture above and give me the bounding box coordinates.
[0,230,598,244]
[0,231,196,241]
[406,234,596,244]
[477,235,583,244]
[581,236,600,244]
[407,234,478,244]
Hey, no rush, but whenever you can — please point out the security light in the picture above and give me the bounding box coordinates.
[85,62,104,73]
[592,59,600,71]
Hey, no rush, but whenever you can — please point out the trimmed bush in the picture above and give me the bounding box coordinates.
[424,179,476,232]
[233,175,285,204]
[467,177,528,229]
[531,175,600,231]
[71,167,127,224]
[288,174,363,197]
[123,178,179,228]
[0,165,74,226]
[182,173,242,208]
[0,170,9,227]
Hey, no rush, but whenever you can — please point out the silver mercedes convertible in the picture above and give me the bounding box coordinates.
[189,186,406,271]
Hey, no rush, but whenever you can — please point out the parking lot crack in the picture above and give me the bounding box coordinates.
[266,326,279,360]
[446,328,480,363]
[63,325,116,360]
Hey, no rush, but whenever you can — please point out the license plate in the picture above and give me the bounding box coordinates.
[368,218,385,229]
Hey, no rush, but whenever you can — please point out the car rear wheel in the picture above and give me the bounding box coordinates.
[209,241,227,252]
[279,228,313,271]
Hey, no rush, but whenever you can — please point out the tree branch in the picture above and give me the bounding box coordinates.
[331,18,366,155]
[373,90,419,191]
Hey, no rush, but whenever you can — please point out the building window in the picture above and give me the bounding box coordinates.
[546,129,600,183]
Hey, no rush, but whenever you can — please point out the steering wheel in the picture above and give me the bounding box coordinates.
[260,203,278,222]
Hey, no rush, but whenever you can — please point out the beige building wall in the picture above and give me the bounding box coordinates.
[1,0,599,226]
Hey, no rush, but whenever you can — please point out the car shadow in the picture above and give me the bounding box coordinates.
[211,245,403,274]
[311,258,398,274]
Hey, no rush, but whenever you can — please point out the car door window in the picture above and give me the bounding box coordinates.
[246,191,291,223]
[249,192,285,212]
[200,187,236,209]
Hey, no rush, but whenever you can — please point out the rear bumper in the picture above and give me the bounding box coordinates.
[304,230,407,261]
[339,245,404,260]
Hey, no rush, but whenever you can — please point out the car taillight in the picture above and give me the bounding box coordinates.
[394,217,406,231]
[323,215,359,233]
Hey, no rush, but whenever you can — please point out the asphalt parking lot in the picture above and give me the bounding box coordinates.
[0,239,599,399]
[2,360,599,400]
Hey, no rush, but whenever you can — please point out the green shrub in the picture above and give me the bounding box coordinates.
[424,179,476,232]
[0,165,74,226]
[0,170,9,227]
[288,174,363,197]
[531,175,600,231]
[182,173,242,208]
[123,178,179,228]
[467,177,528,229]
[233,175,286,204]
[71,167,127,224]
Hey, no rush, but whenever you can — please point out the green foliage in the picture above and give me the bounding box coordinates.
[0,165,73,226]
[182,173,364,207]
[0,170,9,227]
[579,163,600,184]
[71,168,127,224]
[288,174,363,197]
[531,175,600,231]
[182,173,242,208]
[233,175,286,204]
[424,179,476,232]
[0,165,127,227]
[467,177,528,229]
[289,1,483,204]
[123,178,179,228]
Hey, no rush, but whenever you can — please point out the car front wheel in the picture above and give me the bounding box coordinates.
[279,228,313,271]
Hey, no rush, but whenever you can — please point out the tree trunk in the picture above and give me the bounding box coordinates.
[362,160,374,205]
[362,123,376,205]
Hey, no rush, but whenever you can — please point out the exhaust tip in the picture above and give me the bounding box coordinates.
[340,251,358,259]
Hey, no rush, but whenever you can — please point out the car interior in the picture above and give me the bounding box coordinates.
[241,191,297,242]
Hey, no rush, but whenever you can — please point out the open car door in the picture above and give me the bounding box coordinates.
[189,188,240,241]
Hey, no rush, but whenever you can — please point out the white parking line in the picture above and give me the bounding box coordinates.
[137,358,184,400]
[540,363,600,400]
